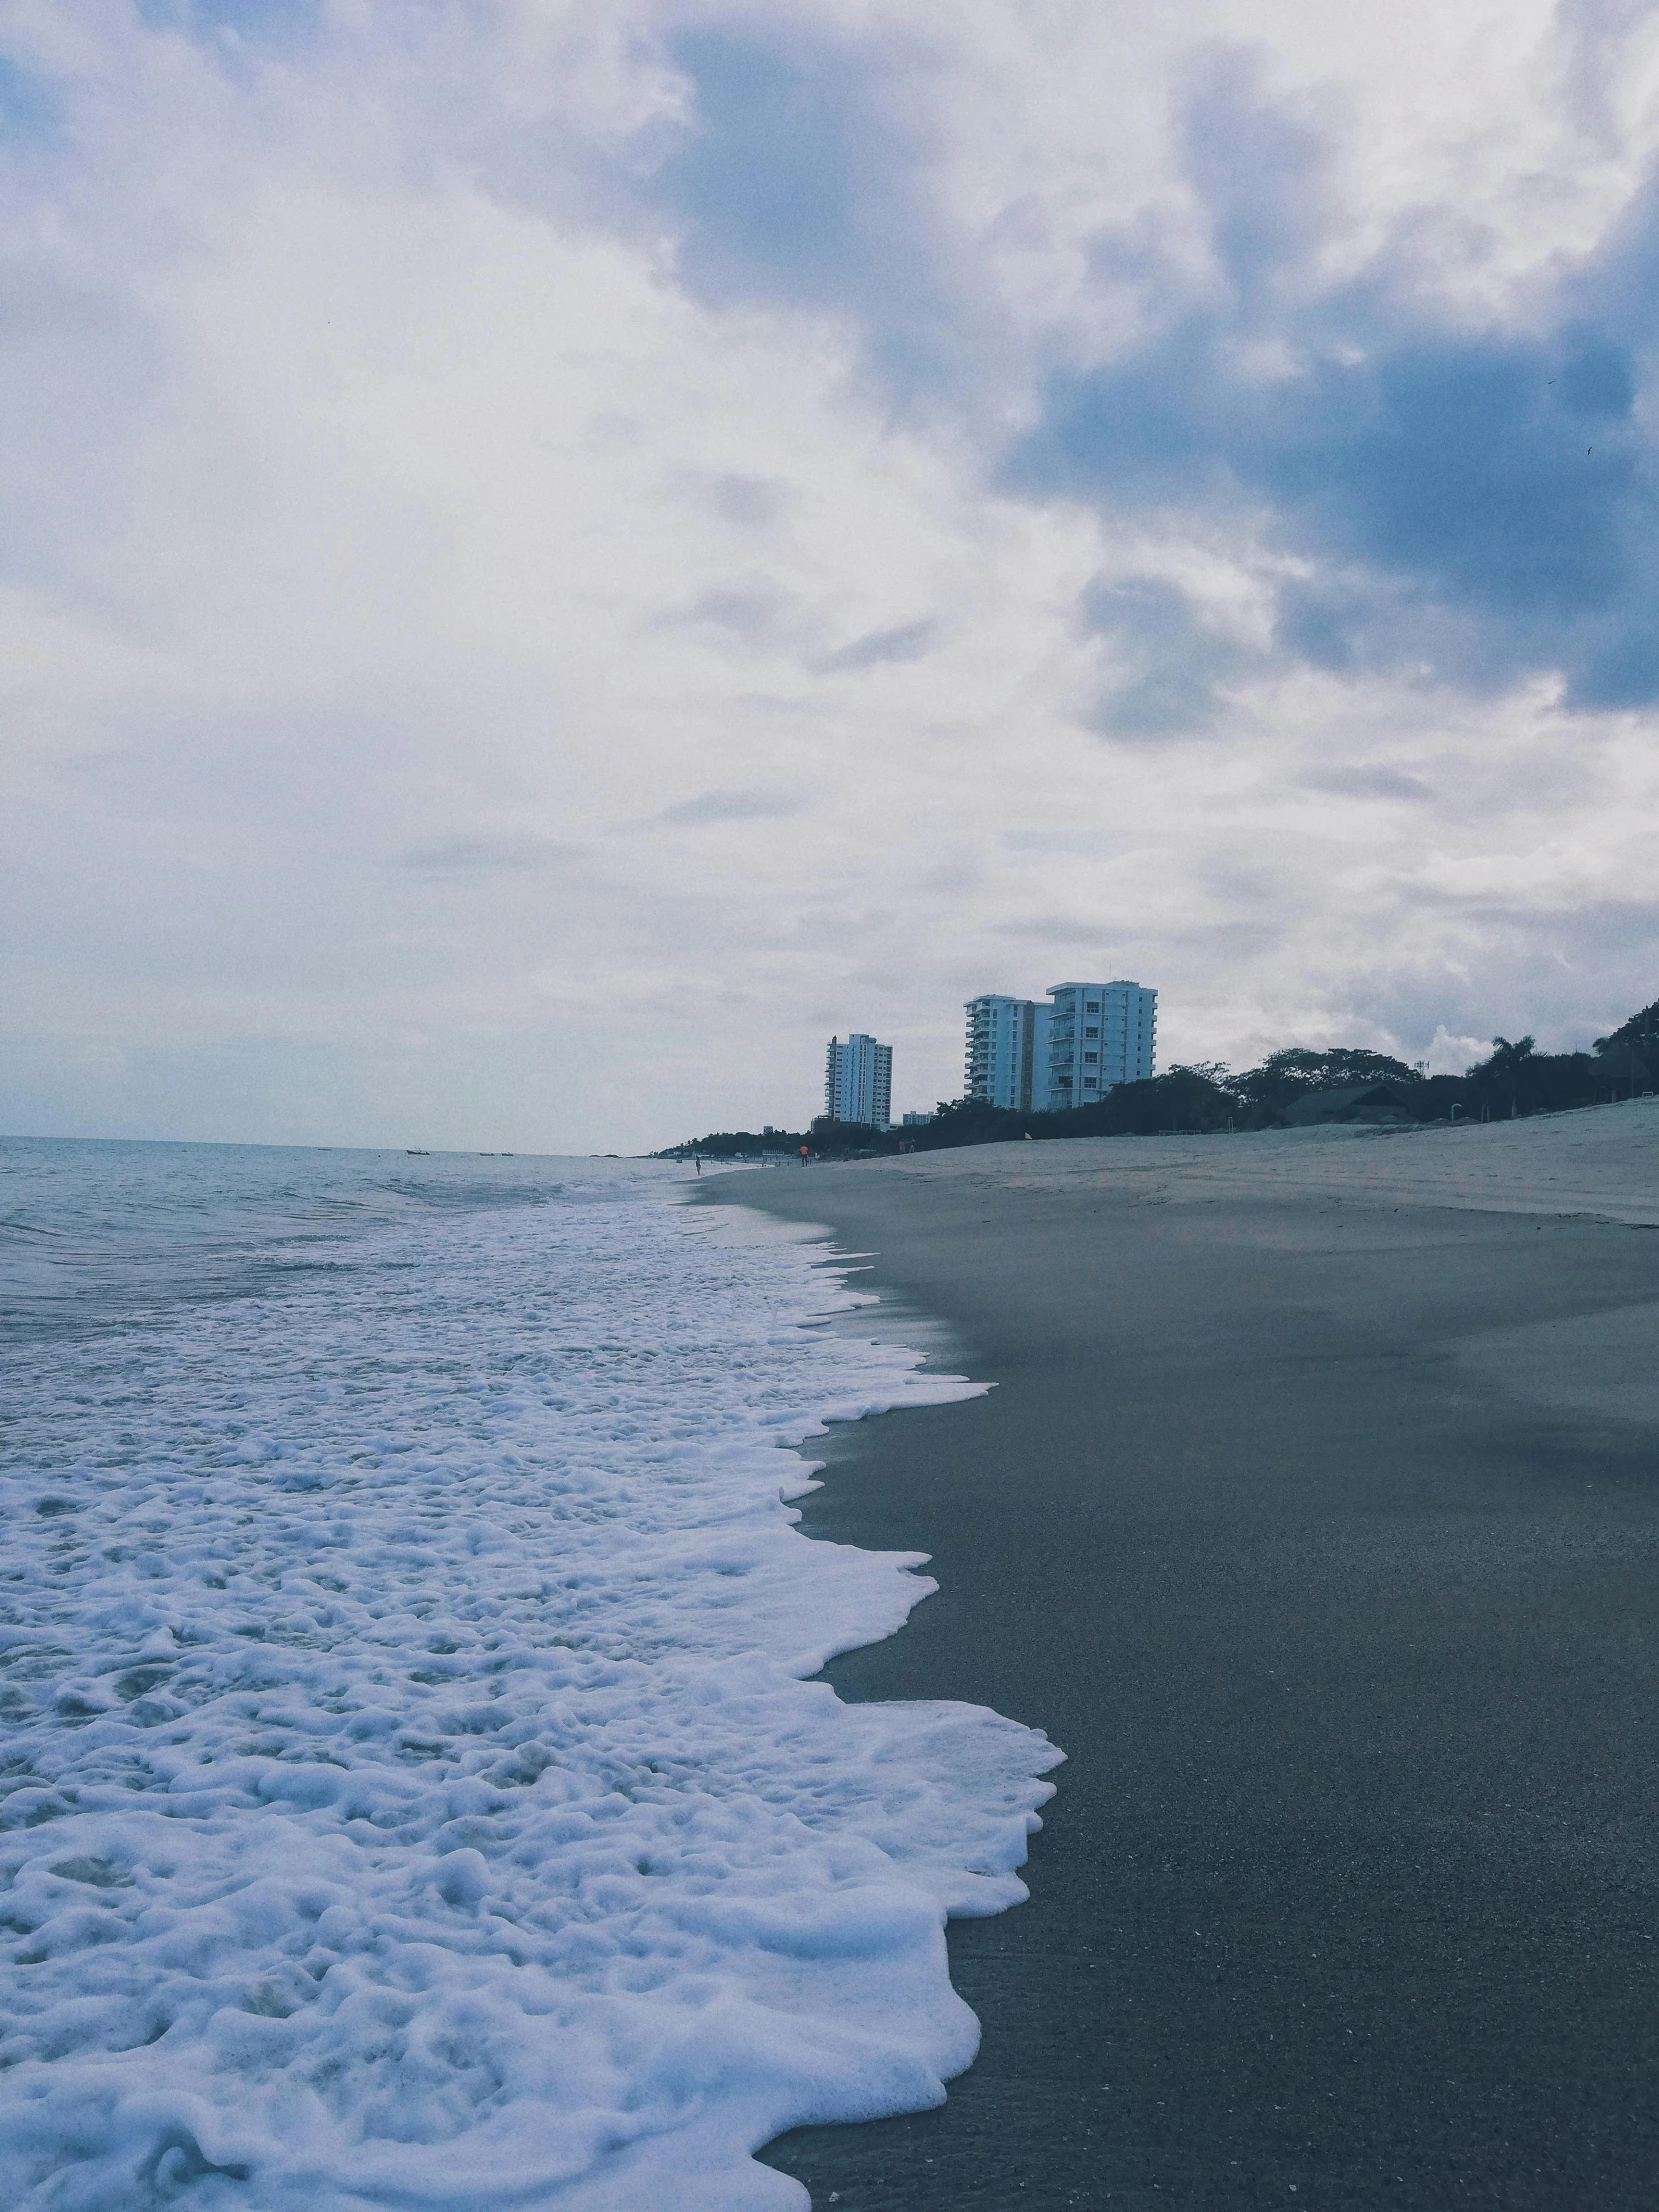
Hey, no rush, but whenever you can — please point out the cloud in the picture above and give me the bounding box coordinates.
[649,20,960,394]
[665,592,939,676]
[993,913,1118,944]
[0,52,56,135]
[1003,46,1659,709]
[1421,1023,1486,1073]
[814,618,938,673]
[1011,314,1659,707]
[658,787,801,826]
[666,583,794,648]
[403,835,579,874]
[137,1,320,37]
[702,473,788,527]
[1180,46,1333,297]
[1299,763,1433,800]
[1080,576,1250,737]
[6,2,1659,1152]
[999,829,1120,856]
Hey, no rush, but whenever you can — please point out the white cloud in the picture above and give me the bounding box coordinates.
[1424,1024,1489,1074]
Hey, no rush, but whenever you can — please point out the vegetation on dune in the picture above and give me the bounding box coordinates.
[1594,994,1659,1057]
[658,995,1657,1160]
[1229,1048,1418,1114]
[656,1127,811,1161]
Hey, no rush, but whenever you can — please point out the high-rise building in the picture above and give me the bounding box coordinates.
[965,994,1045,1111]
[963,981,1157,1113]
[1039,981,1157,1110]
[824,1033,893,1128]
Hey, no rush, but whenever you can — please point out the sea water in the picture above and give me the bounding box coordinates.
[0,1140,1059,2209]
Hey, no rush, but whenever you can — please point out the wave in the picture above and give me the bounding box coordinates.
[0,1143,1060,2208]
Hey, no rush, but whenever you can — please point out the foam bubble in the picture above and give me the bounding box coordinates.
[0,1148,1060,2207]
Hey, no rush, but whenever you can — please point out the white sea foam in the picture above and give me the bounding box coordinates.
[0,1144,1060,2208]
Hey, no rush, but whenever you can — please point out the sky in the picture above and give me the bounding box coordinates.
[4,0,1659,1153]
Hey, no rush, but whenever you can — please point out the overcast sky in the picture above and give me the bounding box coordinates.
[4,0,1659,1153]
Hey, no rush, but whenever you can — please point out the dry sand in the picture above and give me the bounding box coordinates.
[829,1094,1659,1226]
[700,1100,1659,2210]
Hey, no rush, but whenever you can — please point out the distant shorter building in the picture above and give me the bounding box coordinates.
[901,1109,933,1126]
[824,1033,893,1129]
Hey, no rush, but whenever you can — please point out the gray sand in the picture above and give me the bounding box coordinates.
[700,1106,1659,2208]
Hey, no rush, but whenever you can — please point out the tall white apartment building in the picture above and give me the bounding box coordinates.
[1041,981,1157,1110]
[965,994,1046,1111]
[824,1033,893,1128]
[968,999,1035,1114]
[962,980,1157,1113]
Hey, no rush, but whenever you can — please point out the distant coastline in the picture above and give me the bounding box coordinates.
[658,994,1659,1163]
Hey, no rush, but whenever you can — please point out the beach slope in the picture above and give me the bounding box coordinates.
[707,1105,1659,2208]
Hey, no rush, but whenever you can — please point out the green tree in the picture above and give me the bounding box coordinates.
[1232,1046,1418,1114]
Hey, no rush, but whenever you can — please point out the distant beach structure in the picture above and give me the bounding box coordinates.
[824,1031,893,1130]
[966,980,1157,1112]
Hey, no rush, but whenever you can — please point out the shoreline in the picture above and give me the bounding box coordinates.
[698,1108,1659,2208]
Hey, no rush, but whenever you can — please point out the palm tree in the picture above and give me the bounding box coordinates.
[1485,1036,1535,1117]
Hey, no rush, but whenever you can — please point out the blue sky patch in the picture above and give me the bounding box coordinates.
[0,54,58,139]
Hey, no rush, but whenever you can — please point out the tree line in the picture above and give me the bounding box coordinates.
[658,995,1658,1159]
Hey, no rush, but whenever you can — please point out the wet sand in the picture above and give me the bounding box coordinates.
[703,1107,1659,2208]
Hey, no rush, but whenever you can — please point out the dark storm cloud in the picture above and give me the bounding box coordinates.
[1003,49,1659,710]
[648,27,1659,713]
[652,22,958,394]
[1080,576,1250,738]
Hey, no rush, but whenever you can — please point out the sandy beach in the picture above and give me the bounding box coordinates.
[705,1102,1659,2208]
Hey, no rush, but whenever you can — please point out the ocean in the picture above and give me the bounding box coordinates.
[0,1139,1059,2209]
